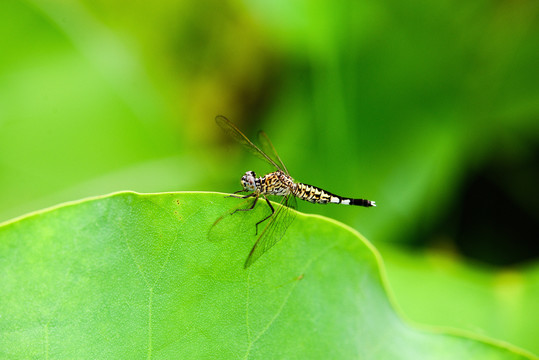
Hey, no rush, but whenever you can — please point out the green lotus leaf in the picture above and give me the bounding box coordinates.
[0,192,533,359]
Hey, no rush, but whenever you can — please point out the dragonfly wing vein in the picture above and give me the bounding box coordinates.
[216,115,282,171]
[258,130,289,175]
[244,194,297,268]
[208,196,256,243]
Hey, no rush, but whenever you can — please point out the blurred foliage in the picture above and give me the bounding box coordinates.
[381,244,539,355]
[0,0,538,356]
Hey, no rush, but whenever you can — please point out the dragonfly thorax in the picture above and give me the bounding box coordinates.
[241,169,295,196]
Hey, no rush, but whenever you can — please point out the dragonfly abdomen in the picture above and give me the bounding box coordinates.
[293,183,376,207]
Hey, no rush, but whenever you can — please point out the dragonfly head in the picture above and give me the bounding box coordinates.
[241,171,257,191]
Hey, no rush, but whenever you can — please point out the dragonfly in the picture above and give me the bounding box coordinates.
[214,115,375,268]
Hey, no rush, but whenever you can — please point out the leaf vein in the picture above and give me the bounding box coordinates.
[243,240,340,358]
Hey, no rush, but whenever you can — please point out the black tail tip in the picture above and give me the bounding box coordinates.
[351,199,376,207]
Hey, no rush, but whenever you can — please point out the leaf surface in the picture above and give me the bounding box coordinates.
[0,192,533,359]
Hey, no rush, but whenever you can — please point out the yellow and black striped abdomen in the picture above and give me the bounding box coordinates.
[293,183,375,207]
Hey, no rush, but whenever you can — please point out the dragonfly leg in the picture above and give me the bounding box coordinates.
[231,194,259,215]
[254,196,275,235]
[226,190,249,199]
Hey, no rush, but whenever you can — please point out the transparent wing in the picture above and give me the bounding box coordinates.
[244,194,298,268]
[215,115,282,171]
[208,194,255,243]
[258,130,289,175]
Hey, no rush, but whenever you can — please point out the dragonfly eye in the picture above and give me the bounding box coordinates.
[241,171,257,191]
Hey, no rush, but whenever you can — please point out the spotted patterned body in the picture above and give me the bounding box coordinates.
[242,169,375,207]
[215,115,375,268]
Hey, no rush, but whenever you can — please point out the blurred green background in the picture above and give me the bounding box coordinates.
[1,0,538,355]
